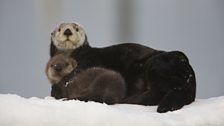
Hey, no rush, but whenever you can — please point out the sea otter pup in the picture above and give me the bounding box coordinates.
[46,54,126,104]
[49,23,196,113]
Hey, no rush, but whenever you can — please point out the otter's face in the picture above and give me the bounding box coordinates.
[46,54,77,84]
[51,23,86,50]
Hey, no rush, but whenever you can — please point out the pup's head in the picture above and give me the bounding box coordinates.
[46,54,77,84]
[51,23,87,51]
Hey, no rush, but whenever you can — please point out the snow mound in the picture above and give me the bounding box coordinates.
[0,94,224,126]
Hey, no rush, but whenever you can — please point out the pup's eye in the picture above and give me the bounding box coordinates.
[58,28,61,32]
[51,64,54,67]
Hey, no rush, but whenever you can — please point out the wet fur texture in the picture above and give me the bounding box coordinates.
[46,54,126,104]
[50,23,196,113]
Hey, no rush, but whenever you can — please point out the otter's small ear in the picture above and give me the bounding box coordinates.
[51,30,56,36]
[84,35,89,45]
[50,41,57,57]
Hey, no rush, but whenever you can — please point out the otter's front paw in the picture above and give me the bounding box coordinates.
[157,88,185,113]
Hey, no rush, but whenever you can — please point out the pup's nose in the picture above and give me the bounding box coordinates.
[64,29,72,37]
[52,64,63,72]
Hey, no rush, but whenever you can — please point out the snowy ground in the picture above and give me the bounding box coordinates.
[0,94,224,126]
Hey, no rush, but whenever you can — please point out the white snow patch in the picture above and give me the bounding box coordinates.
[0,94,224,126]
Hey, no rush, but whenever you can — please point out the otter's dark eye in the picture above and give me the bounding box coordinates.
[58,28,61,32]
[75,27,79,32]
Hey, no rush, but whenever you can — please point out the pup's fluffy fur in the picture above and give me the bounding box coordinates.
[46,54,126,104]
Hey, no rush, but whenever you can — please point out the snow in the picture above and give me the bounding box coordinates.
[0,94,224,126]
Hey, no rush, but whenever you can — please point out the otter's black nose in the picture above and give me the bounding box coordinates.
[64,29,72,37]
[52,64,63,72]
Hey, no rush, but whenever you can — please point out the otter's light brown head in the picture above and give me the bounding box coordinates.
[46,54,77,85]
[51,23,87,51]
